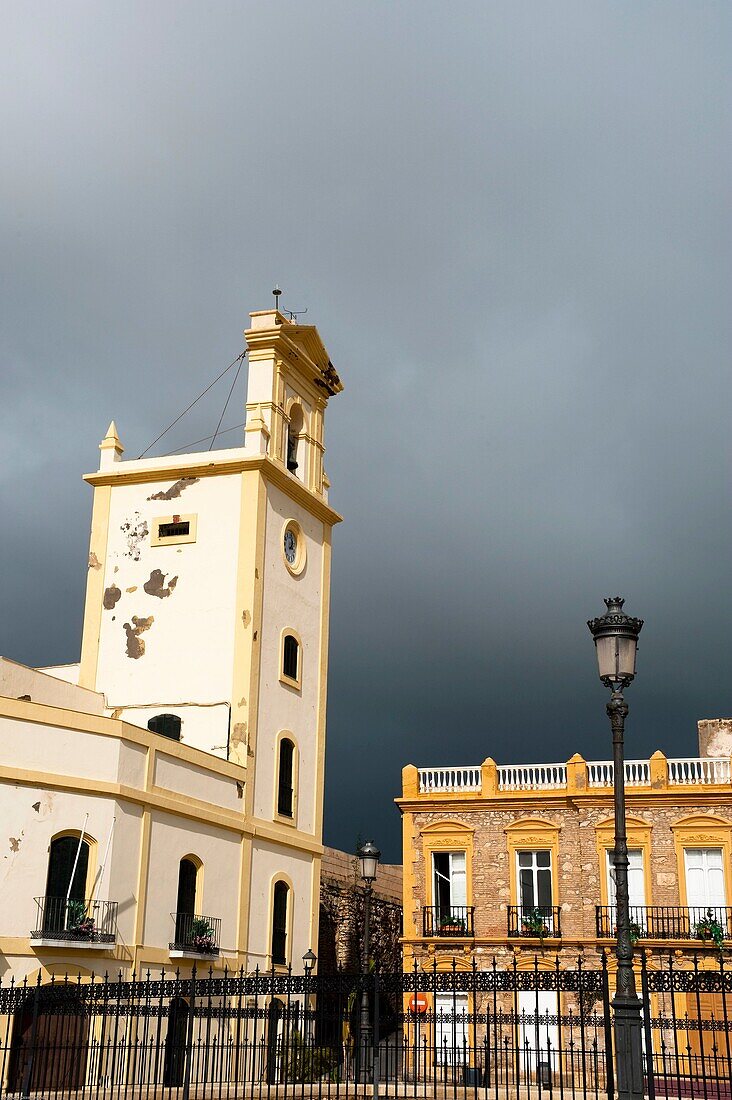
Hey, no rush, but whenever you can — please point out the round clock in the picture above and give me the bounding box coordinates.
[282,521,305,575]
[284,528,297,564]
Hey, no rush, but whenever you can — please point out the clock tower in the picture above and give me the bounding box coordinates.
[78,305,343,968]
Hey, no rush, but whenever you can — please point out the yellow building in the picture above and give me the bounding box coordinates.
[398,727,732,1058]
[0,305,343,984]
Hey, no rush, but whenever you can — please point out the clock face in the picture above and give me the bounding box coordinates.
[284,528,298,564]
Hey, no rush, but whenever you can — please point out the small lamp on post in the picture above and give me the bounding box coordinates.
[357,841,380,1080]
[588,597,644,1100]
[302,948,317,1039]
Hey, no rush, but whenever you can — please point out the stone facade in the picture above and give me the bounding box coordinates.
[398,743,732,975]
[318,846,402,974]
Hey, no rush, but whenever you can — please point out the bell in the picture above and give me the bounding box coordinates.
[286,432,299,473]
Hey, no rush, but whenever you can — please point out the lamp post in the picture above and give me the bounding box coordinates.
[587,597,644,1100]
[357,841,380,1078]
[302,949,316,1040]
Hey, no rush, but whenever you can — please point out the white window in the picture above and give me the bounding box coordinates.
[606,849,645,909]
[518,991,559,1078]
[518,850,552,909]
[434,994,468,1066]
[432,852,466,914]
[685,848,726,923]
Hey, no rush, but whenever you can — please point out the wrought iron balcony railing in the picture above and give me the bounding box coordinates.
[170,912,221,955]
[422,906,475,937]
[507,905,561,938]
[596,904,732,942]
[32,897,117,944]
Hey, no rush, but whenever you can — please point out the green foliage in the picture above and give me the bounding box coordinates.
[281,1031,340,1082]
[694,909,725,951]
[521,908,549,939]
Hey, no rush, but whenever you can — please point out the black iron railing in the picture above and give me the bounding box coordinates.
[31,897,117,944]
[596,904,732,941]
[422,905,475,936]
[169,911,221,955]
[1,953,731,1100]
[507,904,561,938]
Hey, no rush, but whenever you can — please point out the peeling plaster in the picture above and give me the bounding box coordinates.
[88,552,102,570]
[110,707,123,719]
[123,615,154,658]
[32,802,40,813]
[103,584,122,610]
[8,838,21,852]
[231,722,247,749]
[120,514,148,560]
[143,569,178,599]
[241,610,251,627]
[126,586,137,593]
[148,477,199,501]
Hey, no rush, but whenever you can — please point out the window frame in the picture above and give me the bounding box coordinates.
[274,732,299,825]
[279,629,302,689]
[270,877,292,968]
[151,514,198,547]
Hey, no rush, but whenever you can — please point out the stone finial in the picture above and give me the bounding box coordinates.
[481,757,498,798]
[567,753,587,794]
[698,719,732,759]
[99,421,124,469]
[402,765,419,799]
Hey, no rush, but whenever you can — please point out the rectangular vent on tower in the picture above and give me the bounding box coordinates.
[158,521,190,539]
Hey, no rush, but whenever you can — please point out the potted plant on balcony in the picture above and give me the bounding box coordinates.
[66,900,96,939]
[439,914,466,935]
[694,909,725,951]
[521,908,549,940]
[190,917,217,953]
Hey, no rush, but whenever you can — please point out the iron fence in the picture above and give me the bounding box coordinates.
[1,951,731,1100]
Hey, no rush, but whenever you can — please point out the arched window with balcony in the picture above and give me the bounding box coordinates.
[271,879,290,965]
[42,833,92,935]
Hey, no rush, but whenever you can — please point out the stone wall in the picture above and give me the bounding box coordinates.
[318,846,402,974]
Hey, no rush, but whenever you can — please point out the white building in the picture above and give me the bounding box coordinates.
[0,306,343,983]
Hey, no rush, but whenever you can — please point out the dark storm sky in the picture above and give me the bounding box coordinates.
[1,3,730,861]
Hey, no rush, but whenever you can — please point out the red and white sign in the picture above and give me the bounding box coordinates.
[408,993,428,1014]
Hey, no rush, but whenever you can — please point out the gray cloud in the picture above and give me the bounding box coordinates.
[1,2,730,859]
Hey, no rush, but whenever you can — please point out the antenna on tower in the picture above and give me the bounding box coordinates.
[283,306,308,321]
[272,285,282,308]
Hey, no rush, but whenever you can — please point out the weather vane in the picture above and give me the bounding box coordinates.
[271,285,307,321]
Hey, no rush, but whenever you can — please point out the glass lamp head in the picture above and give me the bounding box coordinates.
[587,597,643,688]
[357,841,381,884]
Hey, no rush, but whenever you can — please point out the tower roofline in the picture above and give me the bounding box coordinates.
[246,310,343,397]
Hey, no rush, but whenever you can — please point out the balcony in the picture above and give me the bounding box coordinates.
[596,905,732,943]
[422,906,475,937]
[409,754,732,798]
[31,897,117,947]
[508,905,561,939]
[169,912,221,958]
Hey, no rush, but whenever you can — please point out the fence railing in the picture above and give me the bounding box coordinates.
[412,754,732,793]
[422,905,475,937]
[497,763,567,790]
[417,767,482,793]
[507,904,562,938]
[596,903,732,942]
[169,911,221,955]
[2,953,732,1100]
[31,897,117,944]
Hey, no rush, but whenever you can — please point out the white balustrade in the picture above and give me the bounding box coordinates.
[416,756,731,794]
[497,763,567,791]
[668,757,731,785]
[418,767,482,794]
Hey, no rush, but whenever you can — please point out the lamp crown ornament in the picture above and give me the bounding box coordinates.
[587,595,643,688]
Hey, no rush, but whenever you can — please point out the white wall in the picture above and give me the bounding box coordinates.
[94,473,242,710]
[0,658,103,713]
[119,703,231,758]
[253,483,325,836]
[247,841,316,968]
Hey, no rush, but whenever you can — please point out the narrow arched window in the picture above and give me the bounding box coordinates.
[44,834,90,933]
[282,634,299,682]
[277,739,295,818]
[286,405,304,476]
[174,857,199,948]
[271,880,289,965]
[148,714,182,740]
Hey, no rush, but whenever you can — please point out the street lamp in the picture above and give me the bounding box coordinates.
[588,597,644,1100]
[357,841,380,1079]
[302,949,317,1040]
